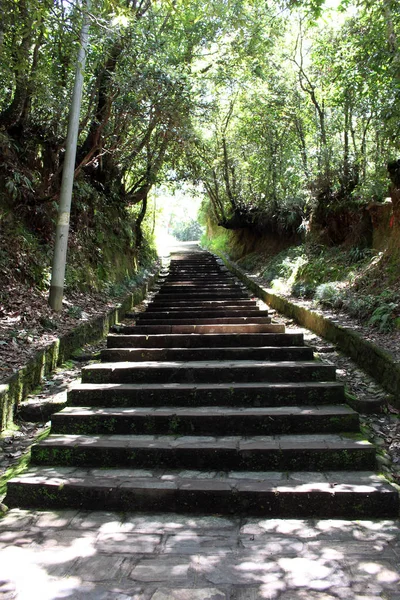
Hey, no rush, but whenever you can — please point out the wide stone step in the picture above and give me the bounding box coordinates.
[68,381,346,407]
[161,273,234,285]
[81,360,336,384]
[159,282,243,288]
[163,265,230,269]
[29,433,376,471]
[147,300,258,308]
[155,282,239,288]
[128,309,270,319]
[153,292,249,299]
[6,468,398,517]
[51,405,359,436]
[100,346,313,362]
[157,287,247,293]
[145,301,259,307]
[165,264,228,269]
[107,332,305,348]
[156,284,245,290]
[118,323,285,334]
[164,273,228,279]
[132,317,273,326]
[168,265,219,268]
[146,303,260,311]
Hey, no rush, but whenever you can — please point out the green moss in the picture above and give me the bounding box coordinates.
[341,432,365,441]
[144,417,156,433]
[0,426,50,500]
[168,415,181,434]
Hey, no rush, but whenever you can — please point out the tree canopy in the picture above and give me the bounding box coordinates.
[0,0,399,277]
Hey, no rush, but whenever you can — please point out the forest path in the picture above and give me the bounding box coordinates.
[5,243,398,518]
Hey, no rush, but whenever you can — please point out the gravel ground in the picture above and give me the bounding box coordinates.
[281,314,400,488]
[287,296,400,362]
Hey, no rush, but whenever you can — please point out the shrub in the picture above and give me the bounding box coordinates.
[314,282,344,308]
[343,295,375,321]
[291,282,315,299]
[368,302,399,332]
[347,247,373,264]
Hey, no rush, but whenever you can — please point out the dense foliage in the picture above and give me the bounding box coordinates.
[0,0,399,294]
[187,0,400,244]
[0,0,226,289]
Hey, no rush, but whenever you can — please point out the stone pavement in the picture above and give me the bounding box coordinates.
[0,509,399,599]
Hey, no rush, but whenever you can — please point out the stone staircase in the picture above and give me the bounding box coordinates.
[6,249,399,517]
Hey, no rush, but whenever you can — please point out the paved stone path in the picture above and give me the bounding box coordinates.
[0,509,400,599]
[2,243,400,598]
[6,246,398,517]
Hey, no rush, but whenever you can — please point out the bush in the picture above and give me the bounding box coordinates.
[291,282,315,299]
[347,247,373,263]
[368,302,399,332]
[261,247,307,285]
[314,282,344,308]
[342,295,375,320]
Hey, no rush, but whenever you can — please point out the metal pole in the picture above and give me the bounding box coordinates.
[49,0,91,311]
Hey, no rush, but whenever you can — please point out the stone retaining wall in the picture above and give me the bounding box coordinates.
[0,269,160,431]
[218,254,400,408]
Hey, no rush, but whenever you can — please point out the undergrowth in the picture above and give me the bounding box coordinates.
[204,230,400,333]
[0,178,157,304]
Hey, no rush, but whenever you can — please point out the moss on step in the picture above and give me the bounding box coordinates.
[0,426,50,503]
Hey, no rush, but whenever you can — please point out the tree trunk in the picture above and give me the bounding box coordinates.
[135,194,148,249]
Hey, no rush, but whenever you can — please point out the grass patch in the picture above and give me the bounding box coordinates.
[241,243,400,331]
[203,226,400,332]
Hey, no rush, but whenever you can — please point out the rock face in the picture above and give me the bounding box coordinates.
[388,160,400,252]
[367,199,393,251]
[5,247,399,517]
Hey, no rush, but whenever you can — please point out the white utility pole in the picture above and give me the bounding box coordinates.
[49,0,91,311]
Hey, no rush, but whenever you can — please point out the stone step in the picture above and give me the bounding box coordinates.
[7,468,397,517]
[100,346,313,362]
[107,332,305,348]
[167,264,225,268]
[153,292,249,299]
[68,381,345,408]
[166,266,226,270]
[51,405,359,436]
[168,261,220,265]
[29,433,376,471]
[117,323,285,334]
[9,246,397,520]
[163,275,235,281]
[158,286,246,293]
[159,282,243,288]
[156,284,246,290]
[146,303,260,311]
[147,300,258,307]
[158,282,239,288]
[131,317,273,326]
[161,280,238,286]
[166,274,228,278]
[81,360,336,384]
[127,310,270,319]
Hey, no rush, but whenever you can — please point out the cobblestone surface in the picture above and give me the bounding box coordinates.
[0,510,399,599]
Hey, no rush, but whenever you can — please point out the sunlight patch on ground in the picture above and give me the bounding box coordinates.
[0,511,399,598]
